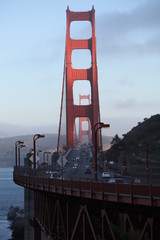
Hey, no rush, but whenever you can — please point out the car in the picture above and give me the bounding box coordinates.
[108,178,117,183]
[73,163,79,169]
[50,171,61,179]
[85,168,91,174]
[85,164,90,168]
[75,156,80,161]
[108,178,129,184]
[102,172,110,178]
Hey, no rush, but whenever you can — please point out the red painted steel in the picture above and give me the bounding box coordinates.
[65,6,101,147]
[13,6,160,238]
[14,173,160,207]
[14,171,158,239]
[79,94,91,143]
[101,209,116,240]
[70,205,96,240]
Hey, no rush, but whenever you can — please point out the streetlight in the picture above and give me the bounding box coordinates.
[119,145,127,175]
[18,144,25,167]
[119,145,127,167]
[33,134,45,170]
[94,122,104,147]
[104,148,113,170]
[15,141,24,167]
[139,142,149,177]
[94,122,110,181]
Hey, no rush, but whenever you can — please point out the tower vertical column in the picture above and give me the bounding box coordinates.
[65,6,101,147]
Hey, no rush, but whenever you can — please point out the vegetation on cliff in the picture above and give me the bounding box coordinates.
[106,114,160,164]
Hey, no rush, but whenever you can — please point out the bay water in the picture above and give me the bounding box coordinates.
[0,168,24,240]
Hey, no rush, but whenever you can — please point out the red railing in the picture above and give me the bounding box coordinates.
[13,172,160,207]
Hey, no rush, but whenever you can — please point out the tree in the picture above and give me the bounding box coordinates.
[110,134,121,146]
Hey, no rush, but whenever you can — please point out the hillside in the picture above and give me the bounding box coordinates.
[122,114,160,157]
[0,134,58,167]
[108,114,160,164]
[0,133,112,167]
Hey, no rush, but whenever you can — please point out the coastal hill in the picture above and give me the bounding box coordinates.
[0,134,57,167]
[109,114,160,164]
[0,133,112,167]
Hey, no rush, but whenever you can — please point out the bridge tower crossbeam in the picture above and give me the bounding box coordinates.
[63,6,101,147]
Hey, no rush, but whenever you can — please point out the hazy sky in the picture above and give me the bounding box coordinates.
[0,0,160,137]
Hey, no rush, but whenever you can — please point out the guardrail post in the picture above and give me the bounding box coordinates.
[150,185,153,206]
[116,183,119,202]
[130,183,133,205]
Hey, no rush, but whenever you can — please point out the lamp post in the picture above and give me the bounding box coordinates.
[119,145,127,175]
[94,122,110,181]
[93,122,105,154]
[15,141,24,167]
[18,144,25,167]
[105,148,113,170]
[33,134,45,170]
[119,145,127,167]
[139,142,149,177]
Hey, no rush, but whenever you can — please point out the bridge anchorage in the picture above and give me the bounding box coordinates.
[13,6,160,240]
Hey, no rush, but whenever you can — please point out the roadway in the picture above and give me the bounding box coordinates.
[43,143,155,185]
[51,143,115,182]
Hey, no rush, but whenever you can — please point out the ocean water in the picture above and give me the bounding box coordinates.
[0,168,24,240]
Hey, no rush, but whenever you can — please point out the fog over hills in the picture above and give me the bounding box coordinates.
[0,122,113,167]
[0,123,58,138]
[0,133,58,167]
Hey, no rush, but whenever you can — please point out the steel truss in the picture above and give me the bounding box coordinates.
[33,190,160,240]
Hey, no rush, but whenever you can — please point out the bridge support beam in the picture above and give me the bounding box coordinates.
[70,205,96,240]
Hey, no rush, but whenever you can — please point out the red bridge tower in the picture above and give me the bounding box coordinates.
[58,6,101,149]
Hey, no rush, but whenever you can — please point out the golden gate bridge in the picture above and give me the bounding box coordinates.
[13,6,160,240]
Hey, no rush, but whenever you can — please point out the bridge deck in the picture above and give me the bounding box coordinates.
[14,172,160,208]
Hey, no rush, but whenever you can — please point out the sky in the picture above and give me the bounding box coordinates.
[0,0,160,138]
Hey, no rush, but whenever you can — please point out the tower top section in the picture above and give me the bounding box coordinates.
[66,6,95,23]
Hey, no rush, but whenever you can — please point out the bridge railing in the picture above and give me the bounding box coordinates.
[13,168,160,207]
[13,165,160,185]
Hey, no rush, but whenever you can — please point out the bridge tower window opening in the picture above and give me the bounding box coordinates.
[82,120,89,131]
[72,49,91,69]
[75,117,92,144]
[73,80,91,105]
[70,21,92,39]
